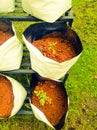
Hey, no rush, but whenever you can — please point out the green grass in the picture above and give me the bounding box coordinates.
[63,0,97,129]
[0,0,97,130]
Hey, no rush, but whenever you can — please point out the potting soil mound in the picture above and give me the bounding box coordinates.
[31,80,68,126]
[32,31,76,63]
[0,75,14,118]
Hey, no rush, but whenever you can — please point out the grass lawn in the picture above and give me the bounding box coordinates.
[0,0,97,130]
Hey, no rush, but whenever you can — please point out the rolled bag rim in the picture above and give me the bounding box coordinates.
[23,22,83,55]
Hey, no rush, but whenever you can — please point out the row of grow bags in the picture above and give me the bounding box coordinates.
[0,21,83,77]
[0,0,71,23]
[0,73,68,130]
[0,21,83,129]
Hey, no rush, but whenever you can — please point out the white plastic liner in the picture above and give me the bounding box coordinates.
[22,0,72,22]
[0,25,23,71]
[0,74,27,118]
[0,0,15,13]
[23,35,82,80]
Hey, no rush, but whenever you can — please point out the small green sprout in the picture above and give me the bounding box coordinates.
[48,42,56,54]
[34,90,52,106]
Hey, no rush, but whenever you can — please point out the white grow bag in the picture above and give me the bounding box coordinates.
[0,74,27,118]
[22,0,72,22]
[0,22,23,71]
[29,73,69,129]
[23,23,83,80]
[0,0,15,13]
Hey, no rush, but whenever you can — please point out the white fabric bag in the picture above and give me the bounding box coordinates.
[0,23,23,71]
[0,0,15,13]
[0,74,27,118]
[29,73,69,129]
[23,35,81,80]
[22,0,72,22]
[23,23,83,80]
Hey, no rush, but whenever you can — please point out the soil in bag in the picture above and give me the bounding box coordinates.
[0,21,14,46]
[32,31,77,63]
[25,22,83,63]
[0,74,27,118]
[30,73,68,130]
[23,22,83,80]
[0,75,14,118]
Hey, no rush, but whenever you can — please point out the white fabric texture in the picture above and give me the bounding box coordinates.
[22,0,71,22]
[0,26,23,71]
[7,75,27,117]
[0,0,15,13]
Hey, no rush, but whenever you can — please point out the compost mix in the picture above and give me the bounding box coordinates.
[32,31,76,62]
[31,80,68,126]
[0,75,14,118]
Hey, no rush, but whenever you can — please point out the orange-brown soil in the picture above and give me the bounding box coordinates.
[31,80,68,126]
[0,30,12,46]
[0,75,14,118]
[32,32,76,62]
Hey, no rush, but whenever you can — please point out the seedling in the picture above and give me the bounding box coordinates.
[34,90,52,106]
[48,42,56,54]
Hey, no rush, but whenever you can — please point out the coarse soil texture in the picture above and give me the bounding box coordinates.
[0,75,14,118]
[32,32,76,63]
[31,80,68,126]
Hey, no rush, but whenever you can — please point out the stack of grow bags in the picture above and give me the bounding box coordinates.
[23,22,83,129]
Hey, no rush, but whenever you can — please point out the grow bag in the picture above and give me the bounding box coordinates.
[0,74,27,118]
[30,73,69,130]
[22,0,71,23]
[23,22,83,80]
[0,0,15,13]
[0,21,23,71]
